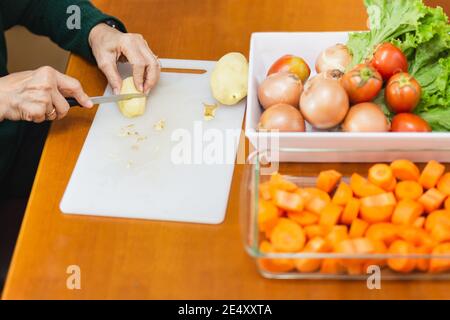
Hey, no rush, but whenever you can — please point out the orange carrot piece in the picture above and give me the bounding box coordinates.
[395,180,423,201]
[350,173,385,198]
[349,218,369,238]
[320,259,345,274]
[429,243,450,273]
[387,240,416,273]
[326,225,349,249]
[425,210,450,232]
[304,225,329,240]
[317,170,342,193]
[419,160,445,190]
[269,172,298,192]
[287,211,319,227]
[445,197,450,211]
[418,188,446,213]
[413,216,426,229]
[319,203,343,227]
[437,173,450,196]
[272,189,304,212]
[360,192,397,223]
[258,200,280,233]
[296,187,330,204]
[295,237,331,273]
[384,177,397,192]
[391,199,424,225]
[415,245,433,272]
[259,181,272,201]
[335,238,375,274]
[340,198,361,225]
[258,241,295,273]
[365,223,399,246]
[264,218,280,239]
[270,218,306,252]
[305,196,329,215]
[363,239,388,270]
[397,226,433,247]
[430,223,450,243]
[332,182,353,206]
[390,159,420,181]
[368,164,395,190]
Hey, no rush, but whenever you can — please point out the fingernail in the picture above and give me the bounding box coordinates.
[87,100,94,108]
[139,85,144,92]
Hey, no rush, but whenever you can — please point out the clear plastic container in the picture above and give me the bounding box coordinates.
[240,147,450,280]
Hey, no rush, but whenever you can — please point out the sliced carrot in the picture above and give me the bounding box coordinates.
[419,160,445,190]
[335,238,375,274]
[264,218,280,239]
[365,223,399,246]
[295,237,331,273]
[395,180,423,201]
[437,173,450,196]
[332,182,353,206]
[397,226,433,247]
[350,173,385,198]
[418,188,446,213]
[425,210,450,232]
[360,192,397,223]
[387,240,416,273]
[415,245,433,272]
[319,203,343,227]
[287,211,318,227]
[445,197,450,211]
[384,177,397,192]
[413,216,426,229]
[259,181,272,201]
[326,225,349,249]
[303,188,331,202]
[391,199,424,225]
[368,164,395,190]
[429,243,450,273]
[304,225,329,240]
[306,196,329,215]
[363,239,388,270]
[269,172,298,192]
[258,240,295,273]
[320,259,345,274]
[272,189,304,212]
[270,218,306,253]
[317,170,342,193]
[349,218,369,238]
[430,223,450,243]
[258,200,279,234]
[390,159,420,181]
[340,198,361,225]
[301,188,331,215]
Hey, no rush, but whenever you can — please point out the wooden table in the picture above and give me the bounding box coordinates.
[3,0,450,300]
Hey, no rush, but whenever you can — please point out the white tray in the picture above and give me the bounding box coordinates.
[245,32,450,163]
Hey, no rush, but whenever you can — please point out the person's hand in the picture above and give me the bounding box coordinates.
[89,23,161,95]
[0,66,93,123]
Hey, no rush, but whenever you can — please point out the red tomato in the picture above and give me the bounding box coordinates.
[385,73,422,113]
[267,54,311,83]
[371,43,408,81]
[391,114,431,132]
[341,64,383,103]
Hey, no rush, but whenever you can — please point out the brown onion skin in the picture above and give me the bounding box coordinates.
[258,73,303,109]
[342,103,390,132]
[300,77,349,129]
[315,44,352,74]
[258,103,305,132]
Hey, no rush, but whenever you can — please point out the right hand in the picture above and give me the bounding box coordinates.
[0,66,93,123]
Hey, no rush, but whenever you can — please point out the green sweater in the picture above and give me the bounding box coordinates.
[0,0,125,184]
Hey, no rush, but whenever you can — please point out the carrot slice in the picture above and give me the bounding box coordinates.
[415,245,433,272]
[269,172,298,192]
[304,225,329,240]
[349,218,369,238]
[350,173,385,198]
[306,196,329,215]
[258,200,280,233]
[319,203,343,227]
[264,218,280,239]
[429,243,450,273]
[366,223,399,246]
[391,199,424,225]
[336,238,376,274]
[390,159,420,181]
[296,187,330,205]
[326,225,349,249]
[363,239,388,270]
[295,237,331,273]
[340,198,361,225]
[437,173,450,196]
[445,197,450,211]
[395,180,423,201]
[419,160,445,190]
[368,164,395,190]
[259,181,272,201]
[418,188,446,213]
[332,182,353,206]
[270,218,306,252]
[413,216,426,229]
[320,259,345,274]
[317,170,342,193]
[258,241,295,273]
[272,189,304,212]
[287,211,318,227]
[397,226,433,247]
[384,177,397,192]
[430,223,450,243]
[360,192,397,223]
[425,210,450,232]
[387,240,416,273]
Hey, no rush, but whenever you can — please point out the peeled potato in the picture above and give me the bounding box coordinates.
[118,77,147,118]
[210,52,248,106]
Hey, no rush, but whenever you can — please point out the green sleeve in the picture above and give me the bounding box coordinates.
[0,0,126,63]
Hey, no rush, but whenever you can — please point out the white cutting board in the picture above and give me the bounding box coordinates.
[60,59,246,224]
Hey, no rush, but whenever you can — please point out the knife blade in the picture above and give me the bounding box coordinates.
[66,93,146,107]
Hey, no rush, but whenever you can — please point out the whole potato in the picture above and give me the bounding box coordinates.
[118,77,147,118]
[210,52,249,105]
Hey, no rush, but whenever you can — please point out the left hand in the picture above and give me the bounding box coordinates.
[88,23,161,95]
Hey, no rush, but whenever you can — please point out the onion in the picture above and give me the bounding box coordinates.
[300,77,349,129]
[315,44,352,73]
[258,73,303,109]
[342,103,390,132]
[315,69,344,81]
[258,103,305,132]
